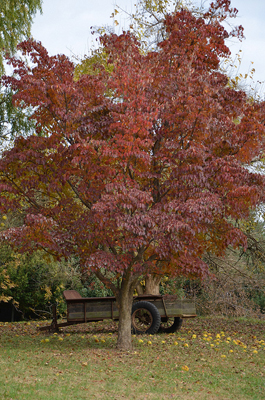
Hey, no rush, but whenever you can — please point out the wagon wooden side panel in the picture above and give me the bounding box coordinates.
[132,296,195,317]
[67,299,119,322]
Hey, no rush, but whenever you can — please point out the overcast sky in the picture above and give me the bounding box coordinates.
[30,0,265,89]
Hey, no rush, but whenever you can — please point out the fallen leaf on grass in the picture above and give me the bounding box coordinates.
[182,365,189,371]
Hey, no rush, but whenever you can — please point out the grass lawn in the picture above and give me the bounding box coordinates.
[0,316,264,399]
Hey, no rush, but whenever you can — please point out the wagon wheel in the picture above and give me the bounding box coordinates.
[159,317,183,333]
[131,301,161,335]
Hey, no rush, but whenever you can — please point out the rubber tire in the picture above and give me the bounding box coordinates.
[158,317,183,333]
[131,301,161,335]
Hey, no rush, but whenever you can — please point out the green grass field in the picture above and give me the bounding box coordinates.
[0,316,264,399]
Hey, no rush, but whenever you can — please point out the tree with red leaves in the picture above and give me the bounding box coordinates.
[1,1,265,349]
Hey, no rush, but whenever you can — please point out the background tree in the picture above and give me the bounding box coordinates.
[0,87,36,148]
[0,0,42,145]
[0,244,85,320]
[1,1,265,350]
[199,215,265,316]
[0,248,16,304]
[0,0,42,74]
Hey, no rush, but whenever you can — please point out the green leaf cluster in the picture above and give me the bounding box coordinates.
[74,48,113,80]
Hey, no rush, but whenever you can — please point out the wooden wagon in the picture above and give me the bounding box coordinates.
[40,290,196,334]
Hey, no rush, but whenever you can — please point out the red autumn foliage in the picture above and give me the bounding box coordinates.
[1,1,265,349]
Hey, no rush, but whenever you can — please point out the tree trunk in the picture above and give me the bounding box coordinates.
[135,282,144,295]
[144,275,161,295]
[95,268,136,351]
[116,277,134,351]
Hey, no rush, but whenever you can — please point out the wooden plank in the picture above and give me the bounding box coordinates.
[65,294,116,304]
[152,299,183,317]
[133,298,196,318]
[67,300,119,321]
[165,299,196,317]
[181,299,196,315]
